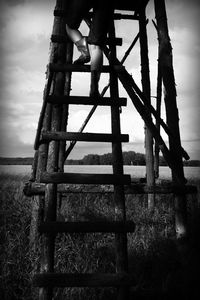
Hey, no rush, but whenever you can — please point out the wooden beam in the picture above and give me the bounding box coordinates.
[49,63,116,73]
[24,181,198,197]
[38,0,70,298]
[41,131,129,143]
[40,172,131,185]
[109,20,129,300]
[47,95,127,106]
[51,34,122,46]
[54,9,140,19]
[152,19,163,179]
[154,0,188,239]
[139,8,155,209]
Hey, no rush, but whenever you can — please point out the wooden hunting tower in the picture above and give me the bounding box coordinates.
[24,0,197,299]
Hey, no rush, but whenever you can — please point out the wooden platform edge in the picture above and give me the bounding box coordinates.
[23,181,198,197]
[33,272,136,287]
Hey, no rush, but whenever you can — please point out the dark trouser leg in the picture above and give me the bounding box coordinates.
[89,44,102,98]
[90,70,101,98]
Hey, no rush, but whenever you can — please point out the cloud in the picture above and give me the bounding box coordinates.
[0,0,25,7]
[0,0,55,8]
[0,126,34,157]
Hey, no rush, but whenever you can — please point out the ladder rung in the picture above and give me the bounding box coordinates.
[41,132,129,143]
[40,172,131,185]
[49,63,123,73]
[33,272,136,287]
[51,34,122,46]
[24,181,198,197]
[87,11,139,20]
[39,221,135,234]
[47,95,127,106]
[54,8,139,20]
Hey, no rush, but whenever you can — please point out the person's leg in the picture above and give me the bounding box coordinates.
[65,24,83,43]
[89,44,103,71]
[89,44,103,97]
[88,1,114,97]
[65,0,91,64]
[65,24,90,65]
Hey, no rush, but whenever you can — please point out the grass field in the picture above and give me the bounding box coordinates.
[0,174,200,299]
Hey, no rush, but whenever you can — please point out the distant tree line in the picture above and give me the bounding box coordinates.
[0,152,199,166]
[66,151,167,165]
[0,157,33,165]
[66,151,200,166]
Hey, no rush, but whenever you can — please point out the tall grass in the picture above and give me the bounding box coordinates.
[0,174,32,300]
[0,174,199,299]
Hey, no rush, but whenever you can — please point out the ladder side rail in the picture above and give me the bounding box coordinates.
[32,0,70,175]
[29,39,55,262]
[109,21,129,300]
[39,0,68,299]
[154,62,162,178]
[30,150,39,182]
[152,19,163,179]
[58,41,73,171]
[34,71,54,150]
[29,103,52,251]
[154,0,188,239]
[138,7,155,209]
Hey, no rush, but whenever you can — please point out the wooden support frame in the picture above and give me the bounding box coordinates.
[78,18,189,185]
[109,21,129,300]
[138,7,155,209]
[26,1,194,299]
[24,181,197,197]
[154,0,188,239]
[152,19,163,179]
[58,41,73,172]
[37,0,70,299]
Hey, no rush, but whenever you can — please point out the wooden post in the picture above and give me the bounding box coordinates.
[109,21,129,300]
[153,19,163,179]
[39,0,68,299]
[58,41,73,172]
[154,0,188,239]
[29,87,52,249]
[154,63,162,179]
[57,41,73,221]
[138,8,155,209]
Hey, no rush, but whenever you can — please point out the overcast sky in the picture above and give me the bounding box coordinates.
[0,0,200,160]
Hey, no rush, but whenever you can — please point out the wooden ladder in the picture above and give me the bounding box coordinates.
[29,3,136,300]
[23,1,198,299]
